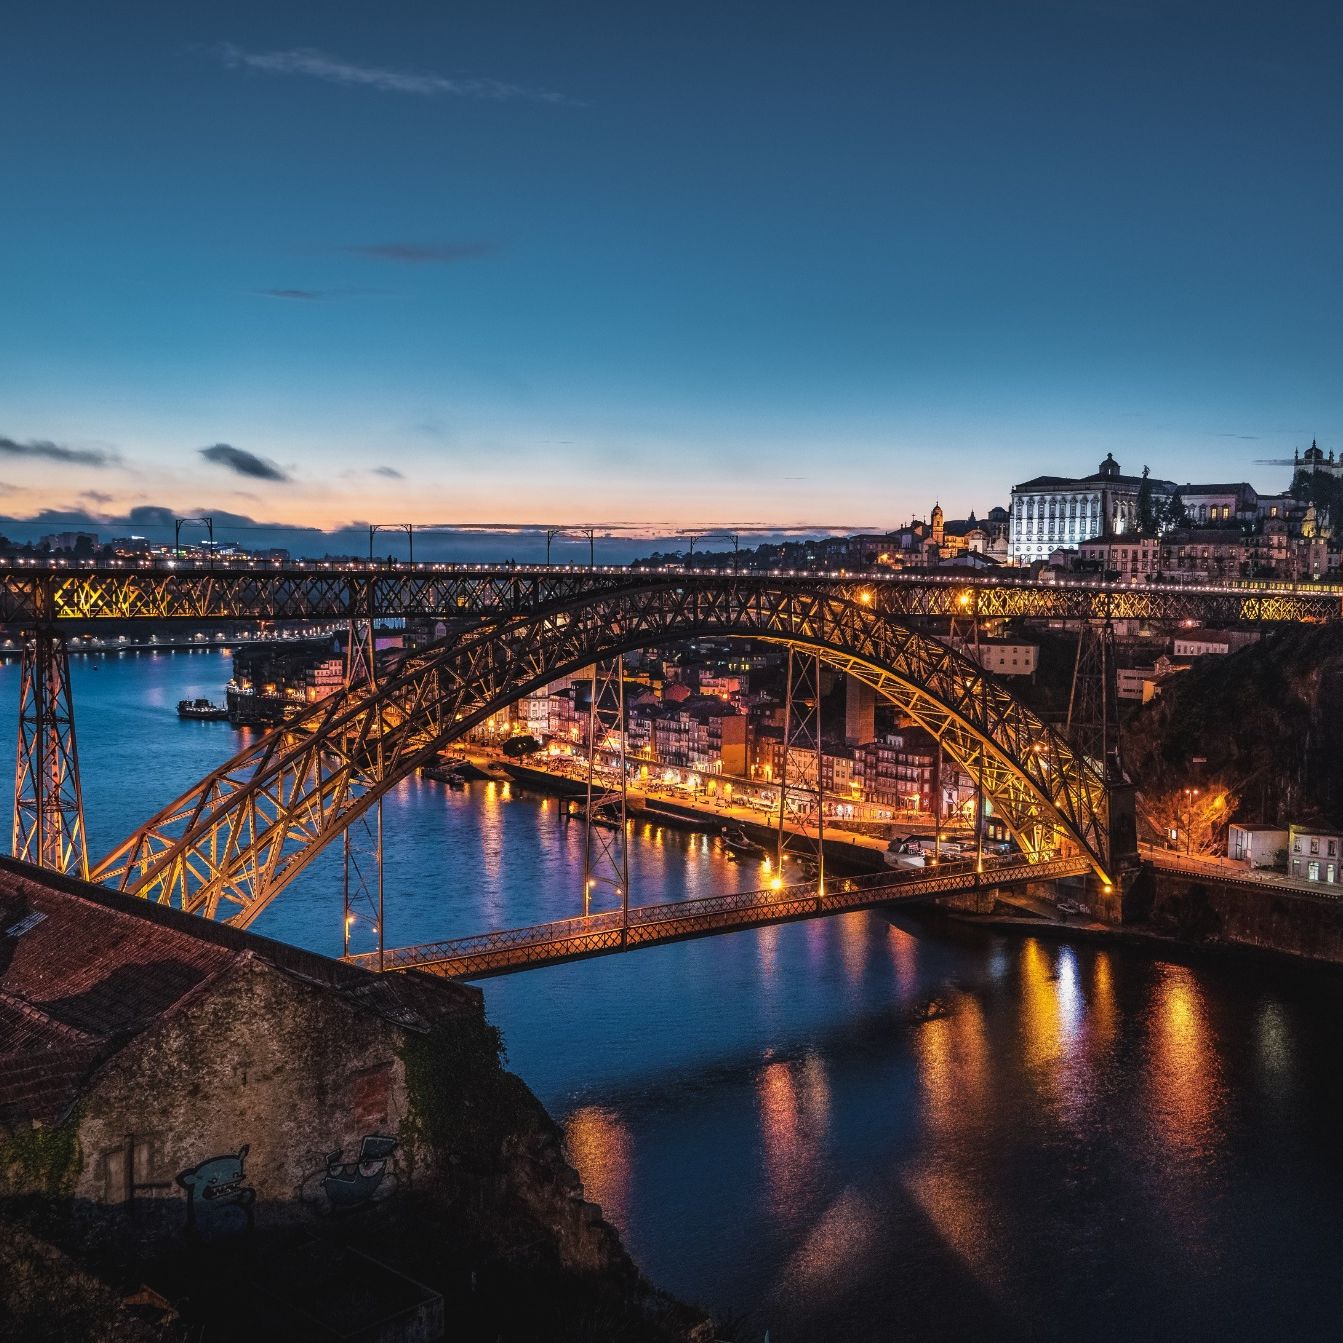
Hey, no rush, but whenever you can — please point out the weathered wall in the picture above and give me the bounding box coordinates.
[1149,870,1343,962]
[73,955,416,1226]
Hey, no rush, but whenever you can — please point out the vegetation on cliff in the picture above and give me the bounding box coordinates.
[1123,623,1343,832]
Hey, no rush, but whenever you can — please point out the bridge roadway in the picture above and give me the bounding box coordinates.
[349,852,1093,979]
[0,561,1338,626]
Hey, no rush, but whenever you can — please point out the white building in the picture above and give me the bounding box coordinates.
[1227,823,1287,869]
[943,636,1039,677]
[1289,824,1343,886]
[1009,455,1173,565]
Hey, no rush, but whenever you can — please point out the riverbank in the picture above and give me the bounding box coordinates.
[459,749,891,875]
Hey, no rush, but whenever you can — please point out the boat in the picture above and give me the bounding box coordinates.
[421,763,467,788]
[177,697,229,721]
[721,826,763,855]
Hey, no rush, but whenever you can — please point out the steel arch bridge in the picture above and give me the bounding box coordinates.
[91,579,1130,926]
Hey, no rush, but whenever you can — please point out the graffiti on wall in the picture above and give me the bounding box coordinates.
[300,1134,399,1214]
[176,1145,255,1235]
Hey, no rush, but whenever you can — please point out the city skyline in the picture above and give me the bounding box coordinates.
[5,1,1342,535]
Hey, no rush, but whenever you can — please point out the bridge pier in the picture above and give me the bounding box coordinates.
[12,626,88,879]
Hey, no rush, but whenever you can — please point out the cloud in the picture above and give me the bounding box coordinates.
[1214,433,1261,440]
[257,288,325,301]
[214,44,575,105]
[371,466,404,479]
[199,443,290,482]
[0,436,118,467]
[79,490,115,505]
[343,243,492,265]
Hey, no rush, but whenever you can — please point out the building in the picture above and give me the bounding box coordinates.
[1158,528,1247,582]
[1009,455,1174,565]
[943,635,1039,677]
[1174,482,1258,526]
[1288,824,1343,885]
[1227,823,1288,870]
[1077,535,1161,578]
[38,530,99,553]
[1172,630,1261,658]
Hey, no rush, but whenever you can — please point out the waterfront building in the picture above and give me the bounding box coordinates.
[1227,823,1288,869]
[1289,824,1343,885]
[1172,630,1261,658]
[1009,454,1173,565]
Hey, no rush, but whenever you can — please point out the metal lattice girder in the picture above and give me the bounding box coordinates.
[1067,619,1123,782]
[582,658,629,919]
[13,630,88,879]
[775,648,825,890]
[0,564,1339,625]
[95,580,1137,924]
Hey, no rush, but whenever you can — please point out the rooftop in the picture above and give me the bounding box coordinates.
[0,857,477,1130]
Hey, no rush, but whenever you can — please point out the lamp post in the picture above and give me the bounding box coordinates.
[1183,787,1200,855]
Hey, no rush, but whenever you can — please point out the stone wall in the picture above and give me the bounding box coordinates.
[1149,869,1343,962]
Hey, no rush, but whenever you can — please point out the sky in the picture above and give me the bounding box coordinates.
[2,0,1341,555]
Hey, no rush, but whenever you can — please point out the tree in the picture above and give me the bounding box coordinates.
[1145,784,1236,856]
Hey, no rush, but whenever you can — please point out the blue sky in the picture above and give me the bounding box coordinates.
[2,0,1341,550]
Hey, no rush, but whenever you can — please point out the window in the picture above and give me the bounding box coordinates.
[1330,865,1337,885]
[1308,861,1321,882]
[1310,838,1319,855]
[1330,841,1337,857]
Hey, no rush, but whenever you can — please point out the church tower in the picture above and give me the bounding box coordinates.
[931,502,944,547]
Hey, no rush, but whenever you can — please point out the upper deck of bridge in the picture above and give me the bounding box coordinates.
[0,558,1338,625]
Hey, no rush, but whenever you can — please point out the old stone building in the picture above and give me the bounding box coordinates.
[0,857,706,1341]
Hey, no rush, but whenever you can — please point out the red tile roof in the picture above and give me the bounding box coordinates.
[0,857,477,1130]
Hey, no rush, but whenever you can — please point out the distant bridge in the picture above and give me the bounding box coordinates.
[0,562,1339,627]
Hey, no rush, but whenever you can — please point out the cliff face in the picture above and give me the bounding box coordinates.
[1123,624,1343,826]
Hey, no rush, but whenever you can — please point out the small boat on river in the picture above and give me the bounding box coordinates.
[177,697,229,721]
[722,826,763,854]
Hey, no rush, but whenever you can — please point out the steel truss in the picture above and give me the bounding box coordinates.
[13,629,88,878]
[775,648,825,893]
[93,580,1134,924]
[1,565,1338,626]
[582,658,629,920]
[1067,619,1122,782]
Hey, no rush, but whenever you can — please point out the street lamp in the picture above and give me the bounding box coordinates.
[1183,787,1201,855]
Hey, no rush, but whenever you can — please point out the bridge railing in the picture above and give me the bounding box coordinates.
[352,851,1093,975]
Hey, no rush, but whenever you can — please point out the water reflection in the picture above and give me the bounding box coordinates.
[758,1052,831,1229]
[1147,964,1224,1163]
[565,1106,633,1229]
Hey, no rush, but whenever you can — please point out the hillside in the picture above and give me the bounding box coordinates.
[1123,623,1343,829]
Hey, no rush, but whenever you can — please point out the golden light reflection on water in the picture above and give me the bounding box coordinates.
[1148,965,1223,1160]
[1019,938,1065,1075]
[886,922,919,1003]
[837,911,868,983]
[914,996,991,1133]
[776,1185,879,1297]
[758,1053,831,1228]
[565,1106,633,1230]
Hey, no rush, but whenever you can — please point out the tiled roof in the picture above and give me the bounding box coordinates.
[0,858,477,1129]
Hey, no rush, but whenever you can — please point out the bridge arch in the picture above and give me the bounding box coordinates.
[93,581,1117,924]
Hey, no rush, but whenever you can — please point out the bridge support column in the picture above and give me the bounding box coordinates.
[12,627,88,879]
[582,657,629,924]
[776,648,825,895]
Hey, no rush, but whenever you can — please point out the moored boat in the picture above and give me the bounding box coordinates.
[177,697,229,721]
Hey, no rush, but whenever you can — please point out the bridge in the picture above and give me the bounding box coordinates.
[1,561,1339,625]
[349,854,1092,978]
[2,559,1336,975]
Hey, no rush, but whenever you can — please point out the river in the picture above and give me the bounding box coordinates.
[7,649,1343,1340]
